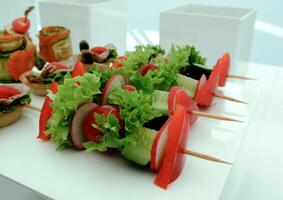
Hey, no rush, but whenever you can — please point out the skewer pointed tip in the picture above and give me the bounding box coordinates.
[24,104,41,112]
[191,110,243,123]
[228,74,257,80]
[213,93,249,105]
[182,149,233,165]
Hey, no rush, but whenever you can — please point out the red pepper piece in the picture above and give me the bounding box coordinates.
[154,105,190,189]
[218,52,230,87]
[37,82,58,141]
[72,61,85,78]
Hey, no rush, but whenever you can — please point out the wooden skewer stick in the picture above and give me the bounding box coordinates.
[194,63,256,80]
[213,93,248,105]
[228,74,257,80]
[24,104,41,112]
[191,110,243,123]
[182,149,233,165]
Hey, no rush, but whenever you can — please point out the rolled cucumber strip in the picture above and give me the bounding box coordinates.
[121,127,157,166]
[177,73,198,98]
[152,90,169,115]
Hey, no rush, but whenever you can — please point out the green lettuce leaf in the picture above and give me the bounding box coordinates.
[46,72,101,150]
[112,45,165,85]
[108,88,161,136]
[84,113,124,152]
[131,45,189,93]
[83,87,161,152]
[84,88,161,152]
[184,45,207,65]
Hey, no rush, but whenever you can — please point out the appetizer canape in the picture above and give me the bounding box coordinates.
[38,26,73,62]
[0,33,35,83]
[78,40,118,71]
[19,62,69,96]
[0,84,31,127]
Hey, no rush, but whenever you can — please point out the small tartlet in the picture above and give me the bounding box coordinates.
[20,63,69,96]
[0,84,30,127]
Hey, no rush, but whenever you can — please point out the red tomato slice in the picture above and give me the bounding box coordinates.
[72,61,85,78]
[218,52,230,87]
[122,85,136,92]
[112,56,125,69]
[139,63,158,76]
[83,105,124,143]
[154,105,190,189]
[37,82,58,141]
[168,86,199,125]
[0,85,20,99]
[194,63,219,107]
[91,46,107,55]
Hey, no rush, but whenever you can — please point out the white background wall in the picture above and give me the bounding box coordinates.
[128,0,283,66]
[0,0,282,66]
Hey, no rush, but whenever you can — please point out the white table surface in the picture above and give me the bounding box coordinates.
[0,63,266,200]
[220,63,283,200]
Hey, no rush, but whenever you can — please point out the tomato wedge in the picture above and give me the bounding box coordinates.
[0,85,20,99]
[154,105,190,189]
[37,82,58,141]
[72,61,85,78]
[218,52,230,87]
[122,84,136,92]
[83,105,124,143]
[168,86,199,125]
[112,56,125,68]
[139,63,158,76]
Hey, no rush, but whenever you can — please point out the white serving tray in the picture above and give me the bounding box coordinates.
[0,79,260,200]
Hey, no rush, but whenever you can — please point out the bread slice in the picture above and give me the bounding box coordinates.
[0,106,22,128]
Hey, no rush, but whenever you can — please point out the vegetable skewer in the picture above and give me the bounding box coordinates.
[102,74,242,123]
[37,45,247,189]
[186,52,256,86]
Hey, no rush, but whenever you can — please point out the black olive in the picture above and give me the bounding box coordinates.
[79,40,89,51]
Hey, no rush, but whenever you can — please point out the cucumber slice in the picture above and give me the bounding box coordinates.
[177,74,198,98]
[152,90,169,115]
[121,127,157,166]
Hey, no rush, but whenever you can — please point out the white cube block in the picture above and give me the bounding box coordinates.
[38,0,127,54]
[160,4,256,75]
